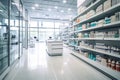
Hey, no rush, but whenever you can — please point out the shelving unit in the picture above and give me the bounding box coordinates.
[71,50,120,80]
[72,0,104,21]
[68,0,120,80]
[73,3,120,26]
[60,26,70,45]
[74,21,120,33]
[80,46,120,58]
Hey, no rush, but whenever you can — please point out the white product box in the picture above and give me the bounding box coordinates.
[101,58,107,66]
[117,0,120,3]
[97,19,104,26]
[77,6,86,14]
[104,0,112,10]
[96,4,103,13]
[111,15,116,22]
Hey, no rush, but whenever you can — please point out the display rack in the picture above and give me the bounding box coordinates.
[60,26,70,45]
[68,0,120,80]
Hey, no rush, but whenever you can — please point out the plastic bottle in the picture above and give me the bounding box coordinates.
[116,61,120,71]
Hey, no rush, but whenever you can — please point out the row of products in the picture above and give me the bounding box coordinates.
[75,11,120,31]
[79,51,120,72]
[77,29,120,38]
[77,0,97,14]
[75,0,120,25]
[80,41,120,55]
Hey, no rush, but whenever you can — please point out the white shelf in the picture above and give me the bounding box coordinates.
[71,38,120,41]
[80,46,120,58]
[104,38,120,41]
[72,3,120,26]
[71,50,120,80]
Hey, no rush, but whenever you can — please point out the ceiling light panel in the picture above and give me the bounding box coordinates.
[35,4,39,7]
[32,7,35,10]
[63,0,67,3]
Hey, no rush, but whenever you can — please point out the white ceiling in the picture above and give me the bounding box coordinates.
[21,0,77,21]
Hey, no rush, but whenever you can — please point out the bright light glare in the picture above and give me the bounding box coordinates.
[63,0,67,3]
[61,10,64,13]
[54,6,58,9]
[35,4,39,7]
[32,7,35,10]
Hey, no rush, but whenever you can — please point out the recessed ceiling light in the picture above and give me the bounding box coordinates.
[12,2,16,5]
[68,8,71,11]
[54,6,58,9]
[61,10,64,13]
[48,8,51,11]
[0,10,3,12]
[63,0,67,3]
[35,4,39,7]
[32,7,35,10]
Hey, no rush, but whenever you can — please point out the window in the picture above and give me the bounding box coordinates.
[29,28,38,32]
[10,20,14,26]
[42,21,54,28]
[39,21,42,27]
[15,20,19,26]
[55,22,61,28]
[30,21,38,27]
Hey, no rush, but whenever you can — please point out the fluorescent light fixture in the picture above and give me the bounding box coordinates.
[0,26,1,29]
[63,0,67,3]
[68,8,71,11]
[32,7,35,10]
[54,6,58,9]
[61,10,64,13]
[35,4,39,7]
[48,8,51,11]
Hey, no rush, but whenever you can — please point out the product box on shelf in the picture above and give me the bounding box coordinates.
[94,31,105,38]
[119,12,120,21]
[96,4,103,13]
[104,17,111,24]
[90,21,97,27]
[86,10,96,19]
[84,33,89,38]
[110,15,116,23]
[96,55,102,63]
[111,0,117,6]
[82,24,86,29]
[119,29,120,38]
[97,19,104,26]
[77,6,86,14]
[78,33,82,38]
[111,47,120,55]
[103,0,112,10]
[76,25,82,30]
[115,12,120,21]
[84,52,89,58]
[86,23,90,28]
[101,58,107,66]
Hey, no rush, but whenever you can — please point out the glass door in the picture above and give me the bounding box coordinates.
[10,0,19,64]
[0,0,9,74]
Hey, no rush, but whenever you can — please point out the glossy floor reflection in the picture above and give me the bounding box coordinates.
[4,42,112,80]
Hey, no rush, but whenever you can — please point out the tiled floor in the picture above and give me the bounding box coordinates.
[4,43,112,80]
